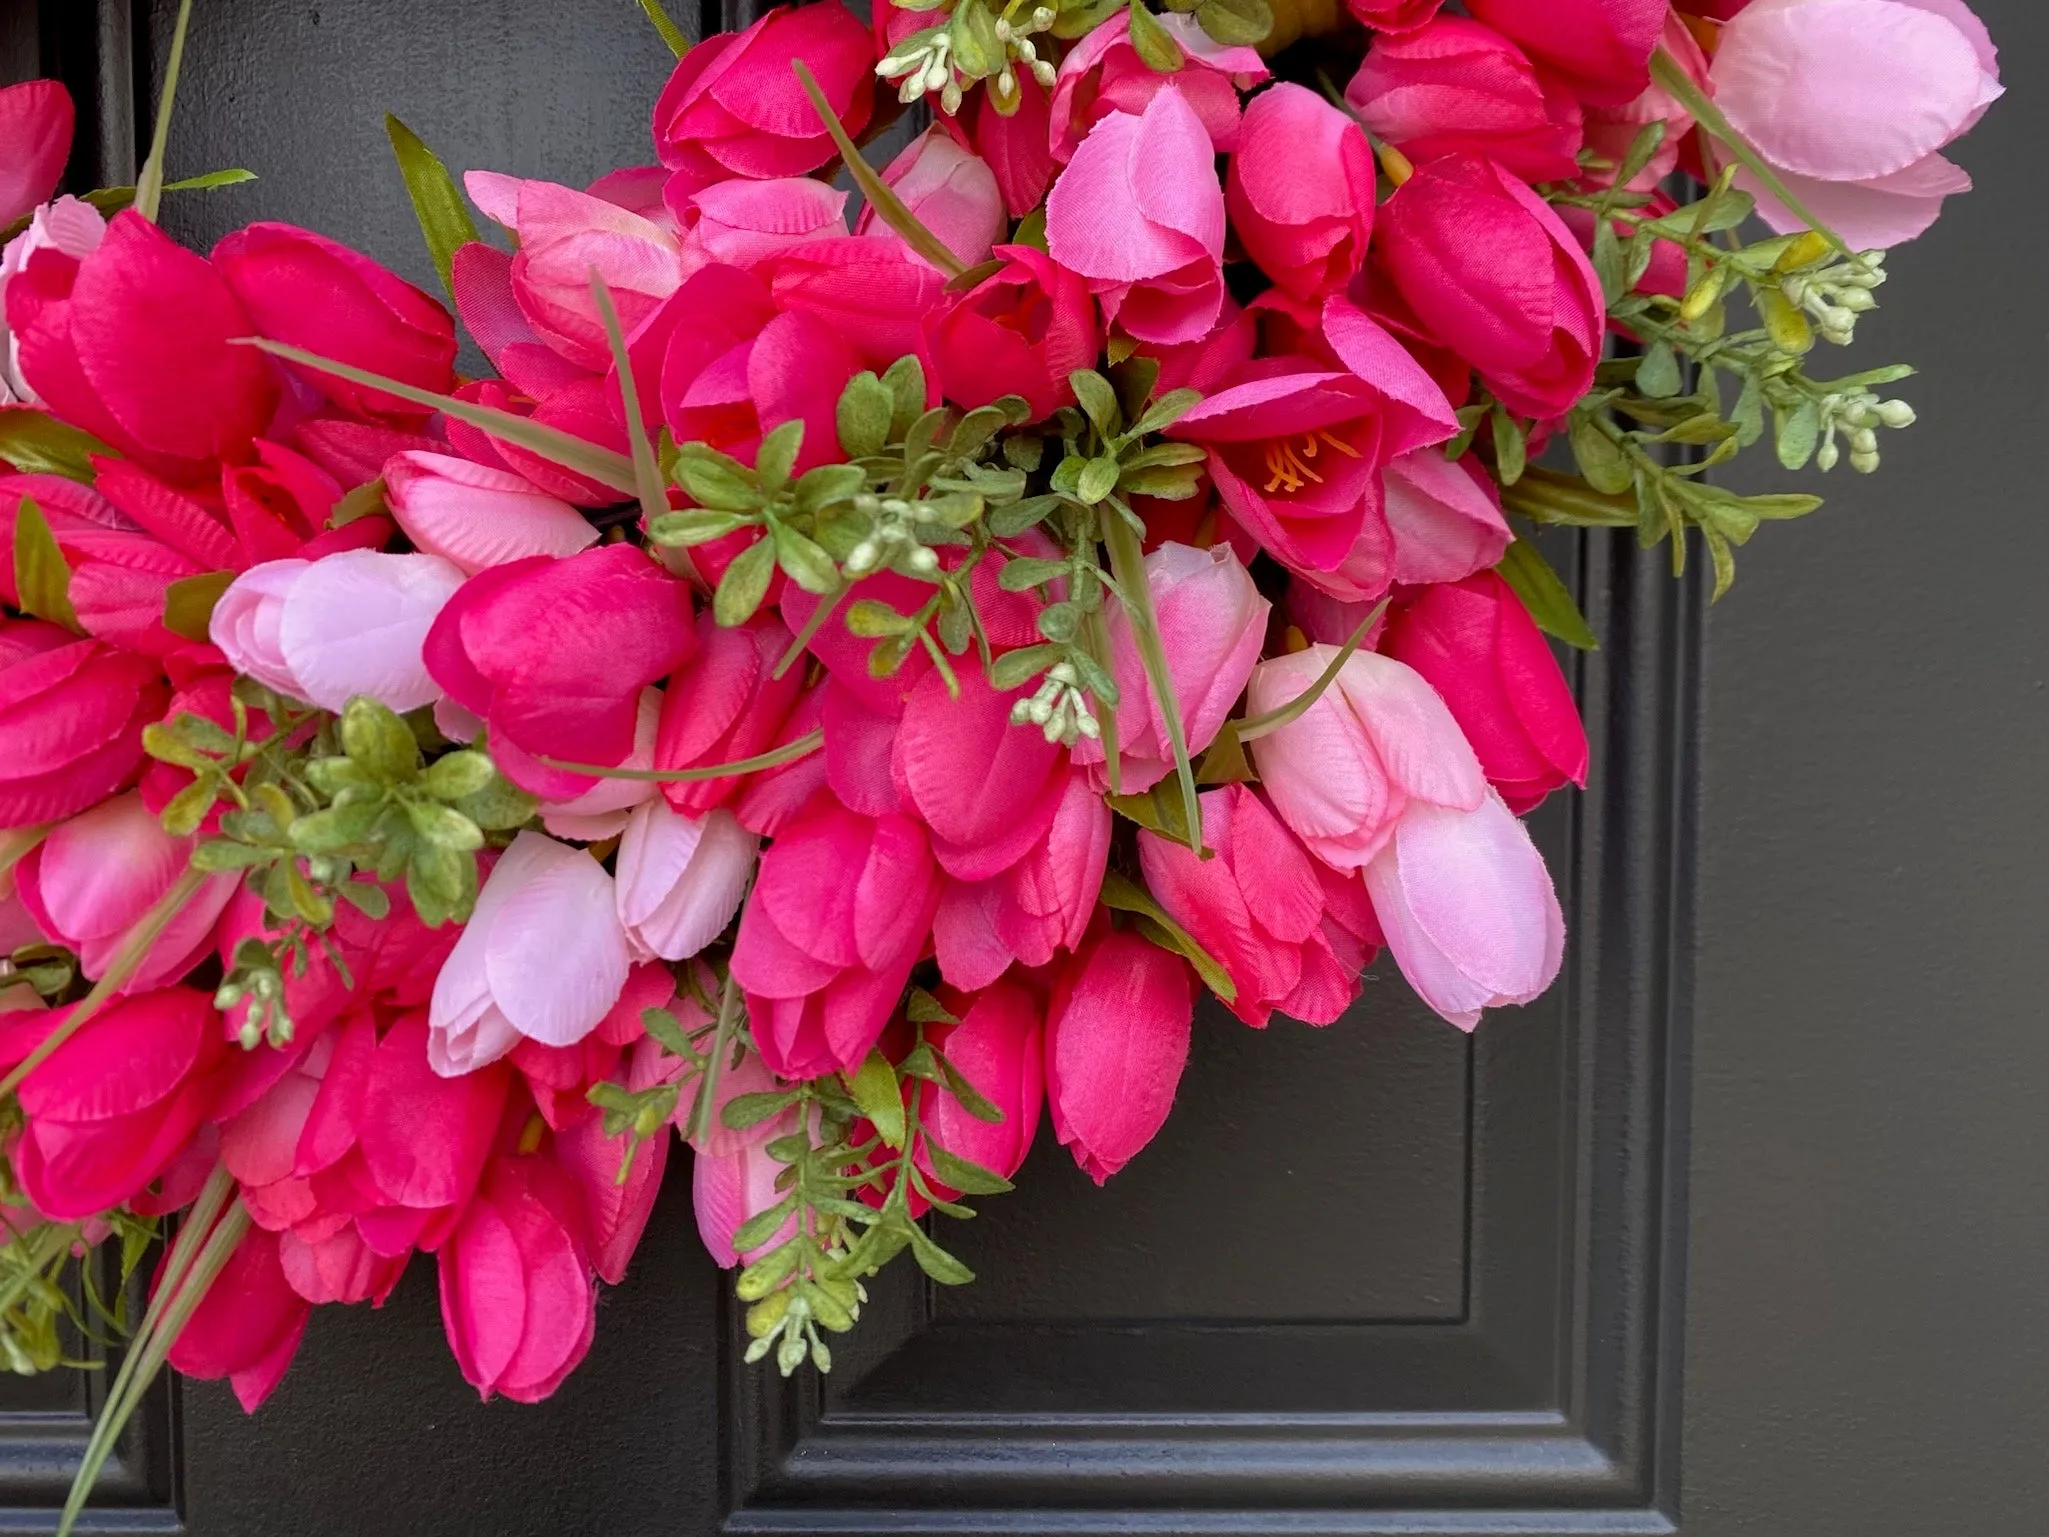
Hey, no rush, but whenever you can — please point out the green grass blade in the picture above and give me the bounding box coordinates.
[590,269,672,532]
[384,114,479,301]
[1099,509,1198,850]
[791,60,966,279]
[134,0,197,223]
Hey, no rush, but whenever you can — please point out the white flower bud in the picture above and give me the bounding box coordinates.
[1851,448,1881,474]
[1817,438,1840,472]
[1876,399,1916,428]
[908,546,940,574]
[846,540,879,574]
[941,79,963,114]
[1849,427,1878,456]
[1032,59,1056,87]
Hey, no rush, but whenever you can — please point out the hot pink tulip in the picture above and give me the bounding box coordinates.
[552,1036,675,1284]
[0,80,73,228]
[448,242,596,400]
[279,1225,407,1309]
[1045,929,1194,1184]
[213,222,457,423]
[1049,10,1268,162]
[1226,83,1377,303]
[0,986,223,1220]
[615,801,759,961]
[1073,542,1268,794]
[423,544,696,798]
[1375,154,1604,419]
[165,1226,311,1412]
[1139,784,1370,1027]
[765,235,949,373]
[1384,449,1513,586]
[857,128,1004,271]
[1462,0,1667,107]
[1168,297,1459,576]
[947,71,1058,218]
[429,832,633,1073]
[1346,0,1446,29]
[675,175,848,277]
[439,1154,597,1403]
[6,211,278,482]
[1045,87,1225,346]
[210,550,465,714]
[654,611,806,815]
[919,980,1044,1186]
[1346,16,1586,182]
[653,2,874,198]
[14,792,237,990]
[359,1011,512,1222]
[1381,571,1589,813]
[1579,14,1708,190]
[730,805,941,1080]
[383,451,598,574]
[0,619,164,829]
[1709,0,2001,248]
[465,172,684,373]
[1,196,104,406]
[536,687,662,842]
[929,244,1098,424]
[933,768,1108,990]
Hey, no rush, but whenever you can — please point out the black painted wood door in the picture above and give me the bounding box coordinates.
[1,1,2043,1532]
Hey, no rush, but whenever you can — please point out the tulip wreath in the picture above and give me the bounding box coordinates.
[0,0,2003,1522]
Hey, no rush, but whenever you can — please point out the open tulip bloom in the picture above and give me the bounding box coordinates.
[0,0,2000,1515]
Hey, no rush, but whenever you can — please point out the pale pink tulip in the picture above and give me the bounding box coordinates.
[1384,450,1512,587]
[428,832,632,1074]
[1045,930,1194,1183]
[858,128,1005,271]
[1045,86,1225,346]
[1709,0,2001,247]
[13,792,237,991]
[1,196,105,405]
[383,451,598,574]
[615,800,759,961]
[210,550,465,713]
[676,175,848,276]
[693,1135,795,1268]
[1074,541,1269,793]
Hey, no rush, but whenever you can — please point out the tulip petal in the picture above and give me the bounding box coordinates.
[278,549,465,713]
[481,834,632,1048]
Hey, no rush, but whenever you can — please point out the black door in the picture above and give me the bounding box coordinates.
[2,1,2043,1532]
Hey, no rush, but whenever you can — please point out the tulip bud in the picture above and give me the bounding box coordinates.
[1045,930,1194,1183]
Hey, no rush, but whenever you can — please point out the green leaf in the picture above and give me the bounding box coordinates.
[449,774,538,832]
[791,61,965,278]
[724,1089,800,1132]
[904,988,959,1027]
[1098,870,1237,1002]
[756,420,805,489]
[988,643,1061,691]
[134,0,196,223]
[1489,405,1527,487]
[342,696,424,782]
[383,114,479,300]
[1636,341,1682,399]
[836,372,895,458]
[1076,456,1121,504]
[162,570,234,643]
[1568,418,1633,496]
[731,1196,799,1257]
[714,535,778,626]
[591,270,673,535]
[1129,387,1202,439]
[405,799,484,853]
[0,407,109,481]
[924,1143,1014,1196]
[636,0,692,56]
[1230,598,1387,745]
[1774,398,1821,471]
[882,356,927,439]
[12,498,80,633]
[844,1051,905,1149]
[1108,780,1203,848]
[1127,0,1186,71]
[905,1223,975,1285]
[1101,507,1200,851]
[772,521,839,595]
[1611,119,1669,196]
[330,476,388,528]
[1497,536,1599,652]
[1195,0,1271,45]
[1069,370,1122,438]
[996,556,1071,592]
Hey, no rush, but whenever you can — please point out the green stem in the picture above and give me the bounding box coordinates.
[1231,599,1388,745]
[590,270,673,535]
[637,0,691,56]
[538,727,824,783]
[0,822,53,883]
[686,970,742,1146]
[791,62,966,279]
[134,0,197,223]
[1099,509,1198,849]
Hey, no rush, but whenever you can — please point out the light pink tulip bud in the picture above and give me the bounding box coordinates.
[858,128,1005,271]
[677,175,848,275]
[1384,449,1512,587]
[615,801,759,962]
[428,832,633,1074]
[1045,929,1194,1183]
[1,195,104,405]
[383,451,599,574]
[694,1136,797,1269]
[920,980,1044,1185]
[210,550,465,713]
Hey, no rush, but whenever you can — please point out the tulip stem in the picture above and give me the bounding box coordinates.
[0,866,208,1103]
[134,0,198,224]
[0,822,53,883]
[1100,509,1200,850]
[685,970,742,1146]
[636,0,691,57]
[1230,599,1388,745]
[538,727,825,783]
[590,269,674,537]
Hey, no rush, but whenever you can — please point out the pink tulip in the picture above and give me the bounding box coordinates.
[1345,0,1446,29]
[14,792,237,990]
[360,1010,513,1215]
[1384,449,1513,586]
[1046,87,1225,346]
[1226,84,1377,303]
[1244,643,1485,870]
[1345,16,1586,182]
[439,1154,597,1403]
[423,545,696,798]
[0,986,223,1220]
[1381,571,1588,813]
[1461,0,1667,107]
[933,767,1108,990]
[1045,930,1194,1183]
[653,2,875,198]
[279,1226,407,1308]
[1,196,105,405]
[857,128,1004,271]
[210,550,465,714]
[615,800,759,961]
[676,176,848,276]
[1049,10,1268,163]
[213,222,457,423]
[946,71,1058,218]
[0,619,164,829]
[383,451,598,574]
[730,805,940,1079]
[552,1040,675,1284]
[537,686,662,842]
[429,832,634,1073]
[654,611,806,815]
[1073,542,1268,793]
[1580,15,1709,190]
[0,80,73,228]
[766,235,950,373]
[1139,784,1369,1027]
[6,211,278,482]
[465,171,683,374]
[1709,0,2001,247]
[165,1226,311,1412]
[928,243,1099,425]
[694,1134,795,1268]
[1168,296,1459,576]
[1363,794,1564,1028]
[1375,154,1604,419]
[919,980,1044,1186]
[447,242,595,400]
